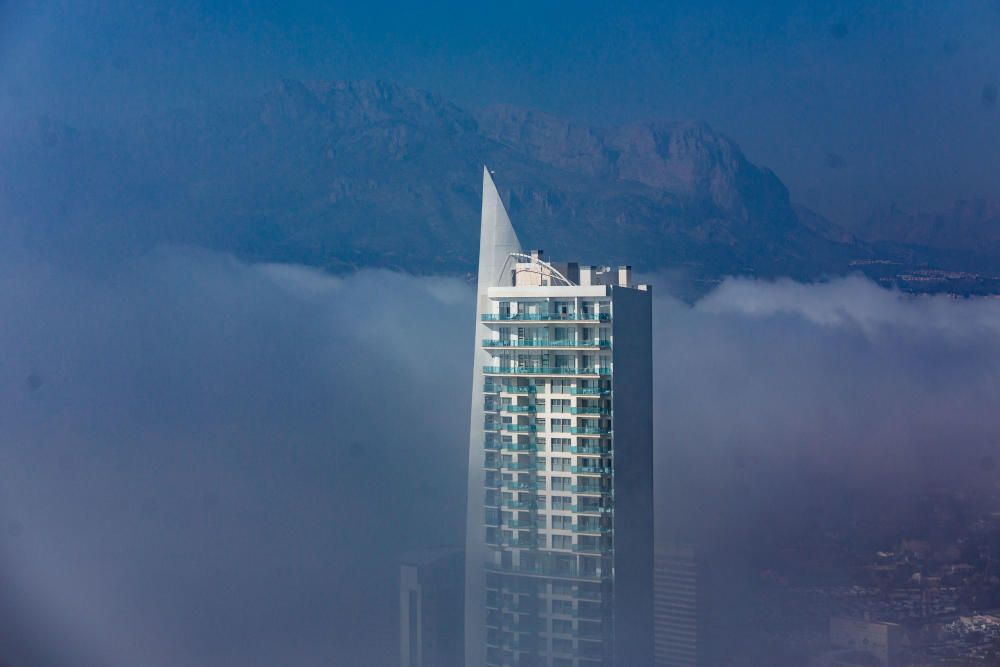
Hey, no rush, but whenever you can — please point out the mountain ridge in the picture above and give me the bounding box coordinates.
[3,78,998,294]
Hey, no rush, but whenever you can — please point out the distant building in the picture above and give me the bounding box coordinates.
[829,617,904,667]
[654,545,706,667]
[400,548,465,667]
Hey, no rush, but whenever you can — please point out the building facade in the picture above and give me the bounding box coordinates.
[654,546,706,667]
[400,548,465,667]
[465,168,654,667]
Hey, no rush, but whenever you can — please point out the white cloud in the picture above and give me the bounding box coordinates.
[1,252,999,664]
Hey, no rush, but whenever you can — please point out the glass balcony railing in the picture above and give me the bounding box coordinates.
[498,385,537,394]
[485,440,502,451]
[572,505,613,514]
[569,387,611,396]
[570,427,612,435]
[505,480,540,491]
[571,445,611,455]
[572,465,612,475]
[571,485,608,494]
[572,524,612,533]
[504,520,537,529]
[505,461,538,471]
[503,424,537,432]
[484,367,611,376]
[502,499,538,509]
[503,405,537,413]
[482,339,611,348]
[572,543,613,554]
[481,313,611,322]
[574,588,604,601]
[501,538,539,548]
[569,407,611,415]
[503,442,537,452]
[484,561,607,580]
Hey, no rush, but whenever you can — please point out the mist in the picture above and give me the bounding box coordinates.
[1,248,999,664]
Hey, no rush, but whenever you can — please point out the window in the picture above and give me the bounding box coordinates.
[551,496,572,511]
[535,399,546,412]
[551,580,573,596]
[551,477,570,492]
[552,599,573,615]
[536,457,547,470]
[536,418,546,432]
[553,638,573,654]
[551,419,571,433]
[551,438,571,453]
[552,515,572,530]
[552,619,573,635]
[551,399,570,413]
[552,457,571,472]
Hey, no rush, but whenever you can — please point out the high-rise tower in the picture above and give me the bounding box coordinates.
[465,168,654,667]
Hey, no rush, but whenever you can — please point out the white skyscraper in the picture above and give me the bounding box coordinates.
[465,168,654,667]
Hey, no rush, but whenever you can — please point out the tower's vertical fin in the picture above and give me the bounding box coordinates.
[465,167,522,667]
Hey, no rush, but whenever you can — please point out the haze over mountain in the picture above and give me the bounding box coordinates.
[4,79,998,293]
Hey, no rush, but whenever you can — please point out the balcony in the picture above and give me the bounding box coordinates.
[504,481,540,491]
[572,524,612,533]
[574,588,604,601]
[501,538,539,548]
[505,461,538,471]
[569,407,611,415]
[570,387,611,396]
[484,366,611,376]
[481,313,611,322]
[485,440,502,451]
[572,465,612,475]
[572,543,613,554]
[570,427,612,435]
[571,445,611,455]
[571,485,608,494]
[503,442,538,452]
[484,562,607,580]
[498,385,537,394]
[504,520,537,529]
[572,505,613,514]
[503,405,537,413]
[502,499,538,509]
[482,339,611,348]
[504,424,537,433]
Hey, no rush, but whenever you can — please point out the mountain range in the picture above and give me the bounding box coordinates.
[3,79,999,294]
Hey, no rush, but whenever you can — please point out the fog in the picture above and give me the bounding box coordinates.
[1,249,1000,664]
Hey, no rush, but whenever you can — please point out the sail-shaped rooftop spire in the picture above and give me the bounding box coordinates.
[477,166,522,289]
[466,167,521,667]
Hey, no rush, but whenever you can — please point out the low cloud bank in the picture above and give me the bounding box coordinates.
[1,251,999,664]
